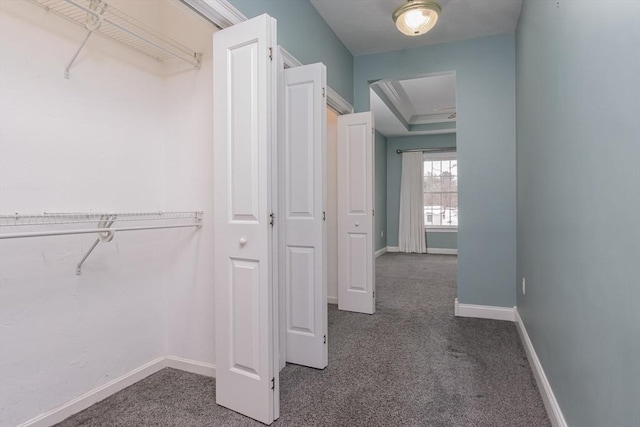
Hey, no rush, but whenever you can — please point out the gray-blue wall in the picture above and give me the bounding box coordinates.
[386,134,457,250]
[228,0,354,104]
[357,34,517,308]
[424,232,456,250]
[516,2,640,426]
[375,131,387,251]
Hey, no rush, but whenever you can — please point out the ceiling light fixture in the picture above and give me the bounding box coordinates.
[393,0,441,36]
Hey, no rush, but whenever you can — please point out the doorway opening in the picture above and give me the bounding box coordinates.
[368,71,458,268]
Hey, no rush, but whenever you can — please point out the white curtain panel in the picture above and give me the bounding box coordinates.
[398,152,426,253]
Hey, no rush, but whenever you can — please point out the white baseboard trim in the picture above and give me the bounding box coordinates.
[18,355,217,427]
[166,355,216,378]
[454,298,516,322]
[427,248,458,255]
[327,296,338,305]
[515,309,567,427]
[18,357,167,427]
[375,247,388,257]
[386,246,456,255]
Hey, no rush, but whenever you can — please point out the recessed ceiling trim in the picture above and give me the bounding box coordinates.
[411,113,456,125]
[376,81,413,123]
[409,121,456,133]
[389,80,416,118]
[370,72,457,137]
[371,85,410,131]
[387,128,456,137]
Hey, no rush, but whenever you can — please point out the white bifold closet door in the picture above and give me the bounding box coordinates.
[281,63,328,370]
[337,112,376,314]
[213,14,279,425]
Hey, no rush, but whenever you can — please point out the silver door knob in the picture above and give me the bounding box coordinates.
[355,221,360,227]
[239,237,247,246]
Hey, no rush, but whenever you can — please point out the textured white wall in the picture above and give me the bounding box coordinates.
[0,1,216,425]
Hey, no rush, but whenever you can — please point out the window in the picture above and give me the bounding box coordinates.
[424,152,458,229]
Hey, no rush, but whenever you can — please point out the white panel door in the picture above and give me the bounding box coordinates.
[213,14,278,425]
[337,112,375,314]
[281,63,328,369]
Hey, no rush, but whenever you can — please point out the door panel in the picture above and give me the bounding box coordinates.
[348,234,368,292]
[281,63,328,369]
[230,259,261,377]
[287,246,315,333]
[347,127,367,213]
[337,112,375,314]
[213,14,277,425]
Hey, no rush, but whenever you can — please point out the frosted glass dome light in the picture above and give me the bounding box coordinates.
[393,1,441,36]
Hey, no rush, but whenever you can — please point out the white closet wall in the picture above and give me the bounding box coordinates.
[162,18,216,371]
[0,1,216,425]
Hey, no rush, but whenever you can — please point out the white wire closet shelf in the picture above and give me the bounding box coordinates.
[29,0,203,78]
[0,211,203,274]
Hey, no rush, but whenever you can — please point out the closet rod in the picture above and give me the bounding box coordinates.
[0,210,203,274]
[396,148,457,154]
[0,223,200,240]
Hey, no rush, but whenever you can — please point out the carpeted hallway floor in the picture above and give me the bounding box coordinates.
[56,253,550,426]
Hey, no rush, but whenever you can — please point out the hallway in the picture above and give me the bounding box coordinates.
[57,254,549,426]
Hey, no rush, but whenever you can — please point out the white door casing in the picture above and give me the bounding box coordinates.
[337,112,376,314]
[326,108,339,305]
[213,14,278,425]
[281,63,328,369]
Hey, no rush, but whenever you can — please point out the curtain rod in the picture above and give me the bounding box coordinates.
[396,148,456,154]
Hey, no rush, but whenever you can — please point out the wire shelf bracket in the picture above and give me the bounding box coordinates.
[29,0,203,79]
[0,211,203,275]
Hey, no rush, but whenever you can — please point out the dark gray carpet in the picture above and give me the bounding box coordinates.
[56,253,550,427]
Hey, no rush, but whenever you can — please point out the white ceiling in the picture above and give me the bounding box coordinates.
[309,0,523,56]
[398,73,456,118]
[370,73,456,137]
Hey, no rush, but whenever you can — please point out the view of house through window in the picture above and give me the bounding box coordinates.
[423,152,458,228]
